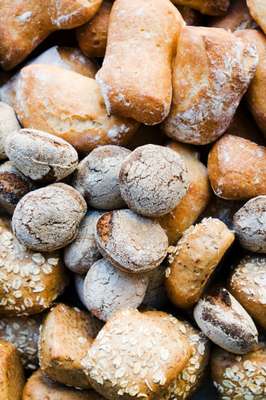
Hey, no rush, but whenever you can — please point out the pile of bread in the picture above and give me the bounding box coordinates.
[0,0,266,399]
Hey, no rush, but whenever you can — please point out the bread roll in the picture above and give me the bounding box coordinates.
[0,0,103,70]
[210,0,257,31]
[0,102,20,160]
[247,0,266,34]
[14,64,138,153]
[96,0,185,125]
[171,0,230,15]
[163,26,258,145]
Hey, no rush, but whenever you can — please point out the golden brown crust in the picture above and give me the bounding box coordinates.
[165,218,234,309]
[247,0,266,34]
[77,1,112,58]
[210,0,257,31]
[0,0,103,70]
[157,142,211,244]
[0,340,25,400]
[96,0,185,125]
[171,0,230,16]
[208,134,266,200]
[14,64,138,153]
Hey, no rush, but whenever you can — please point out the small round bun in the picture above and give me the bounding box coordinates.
[95,209,169,273]
[12,183,87,252]
[119,144,189,217]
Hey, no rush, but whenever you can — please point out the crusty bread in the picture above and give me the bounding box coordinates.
[96,0,185,125]
[14,64,138,153]
[0,0,103,70]
[210,0,257,31]
[171,0,230,15]
[163,26,258,145]
[247,0,266,34]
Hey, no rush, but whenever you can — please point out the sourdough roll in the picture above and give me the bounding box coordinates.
[165,218,234,309]
[194,288,258,354]
[163,26,258,145]
[211,0,257,31]
[211,343,266,399]
[0,102,20,160]
[14,64,138,153]
[171,0,230,16]
[247,0,266,34]
[96,0,185,125]
[82,309,191,399]
[229,255,266,330]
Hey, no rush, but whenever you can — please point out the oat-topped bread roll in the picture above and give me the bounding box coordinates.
[171,0,230,15]
[165,218,234,309]
[82,309,191,399]
[0,102,20,160]
[39,304,99,389]
[0,340,25,400]
[163,26,258,145]
[0,0,103,70]
[23,369,104,400]
[247,0,266,34]
[14,64,138,153]
[96,0,185,125]
[0,315,41,370]
[210,0,257,31]
[211,343,266,399]
[77,1,112,58]
[0,217,68,316]
[229,255,266,330]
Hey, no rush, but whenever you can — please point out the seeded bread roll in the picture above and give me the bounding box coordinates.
[0,340,25,400]
[0,0,103,70]
[64,211,104,275]
[119,144,189,218]
[82,309,191,399]
[5,129,78,182]
[95,210,169,273]
[0,315,41,370]
[96,0,185,125]
[208,135,266,200]
[0,217,67,316]
[23,369,104,400]
[194,288,258,354]
[0,102,20,160]
[12,183,87,252]
[77,1,112,58]
[210,0,257,31]
[165,218,234,309]
[39,303,98,389]
[157,142,210,244]
[14,64,138,153]
[162,27,258,145]
[83,258,149,321]
[247,0,266,34]
[171,0,230,15]
[211,343,266,399]
[0,161,35,214]
[229,255,266,330]
[72,145,130,210]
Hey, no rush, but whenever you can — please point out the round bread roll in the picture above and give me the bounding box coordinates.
[229,255,266,330]
[23,369,104,400]
[0,315,41,370]
[211,343,266,399]
[233,196,266,253]
[14,64,138,153]
[162,26,258,145]
[64,211,104,275]
[0,217,68,316]
[157,142,210,244]
[76,1,112,58]
[165,218,234,309]
[0,161,35,214]
[208,135,266,200]
[194,288,258,354]
[0,102,20,160]
[12,183,87,252]
[95,209,169,273]
[171,0,230,15]
[0,340,25,400]
[119,144,189,217]
[82,309,191,399]
[5,129,78,182]
[247,0,266,34]
[83,258,149,321]
[210,0,257,31]
[72,145,130,210]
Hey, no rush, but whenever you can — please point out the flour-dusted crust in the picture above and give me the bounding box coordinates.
[171,0,230,15]
[163,26,258,145]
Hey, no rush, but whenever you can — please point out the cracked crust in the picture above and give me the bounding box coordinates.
[12,183,87,252]
[119,144,189,217]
